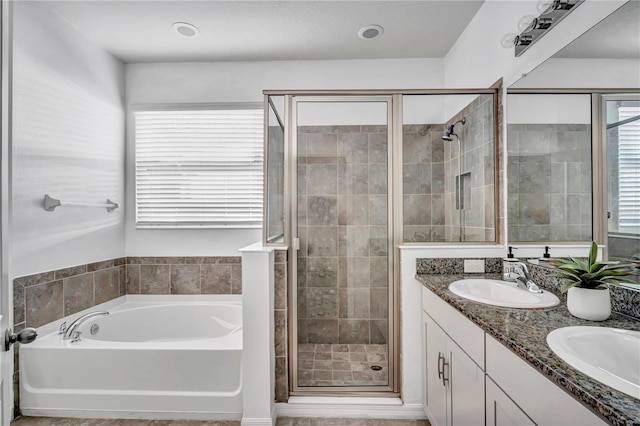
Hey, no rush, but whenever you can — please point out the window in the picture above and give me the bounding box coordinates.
[617,105,640,231]
[134,106,263,228]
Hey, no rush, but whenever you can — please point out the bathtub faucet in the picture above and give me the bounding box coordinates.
[61,311,109,341]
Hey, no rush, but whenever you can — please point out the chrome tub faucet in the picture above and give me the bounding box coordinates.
[59,311,109,342]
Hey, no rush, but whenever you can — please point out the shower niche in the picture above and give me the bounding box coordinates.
[263,90,498,395]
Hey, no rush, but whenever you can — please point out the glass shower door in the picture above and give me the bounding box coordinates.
[291,97,394,391]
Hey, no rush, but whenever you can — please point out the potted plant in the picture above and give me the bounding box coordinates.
[551,241,639,321]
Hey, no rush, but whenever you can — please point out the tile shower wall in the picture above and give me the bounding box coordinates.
[444,95,496,242]
[403,125,447,242]
[274,250,289,403]
[507,124,592,242]
[296,125,388,345]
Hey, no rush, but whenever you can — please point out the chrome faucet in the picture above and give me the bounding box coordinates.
[504,262,543,294]
[60,311,109,341]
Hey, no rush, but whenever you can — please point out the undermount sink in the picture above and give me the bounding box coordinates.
[547,327,640,400]
[448,279,560,309]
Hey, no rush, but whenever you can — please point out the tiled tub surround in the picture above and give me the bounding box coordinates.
[415,259,640,425]
[507,123,592,242]
[12,256,242,416]
[14,256,242,330]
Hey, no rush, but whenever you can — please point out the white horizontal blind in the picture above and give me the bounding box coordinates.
[135,108,263,228]
[618,106,640,229]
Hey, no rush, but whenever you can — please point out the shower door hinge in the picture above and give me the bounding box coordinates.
[293,237,300,251]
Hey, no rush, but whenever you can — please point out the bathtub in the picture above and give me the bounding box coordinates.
[19,295,243,420]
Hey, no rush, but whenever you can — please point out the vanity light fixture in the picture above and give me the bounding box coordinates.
[172,22,200,38]
[502,0,583,56]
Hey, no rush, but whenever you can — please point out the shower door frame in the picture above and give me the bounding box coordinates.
[287,94,401,395]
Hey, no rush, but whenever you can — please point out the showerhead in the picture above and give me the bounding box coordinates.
[441,117,466,141]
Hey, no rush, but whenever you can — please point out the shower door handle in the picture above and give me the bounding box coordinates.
[293,237,300,251]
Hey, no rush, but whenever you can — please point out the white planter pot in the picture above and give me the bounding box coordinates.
[566,286,611,321]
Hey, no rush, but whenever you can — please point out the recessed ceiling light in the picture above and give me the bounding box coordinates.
[173,22,200,38]
[358,25,384,40]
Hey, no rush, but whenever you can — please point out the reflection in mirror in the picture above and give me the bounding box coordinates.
[265,95,285,243]
[606,97,640,280]
[507,94,592,242]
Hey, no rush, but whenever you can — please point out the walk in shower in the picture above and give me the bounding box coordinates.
[264,90,498,395]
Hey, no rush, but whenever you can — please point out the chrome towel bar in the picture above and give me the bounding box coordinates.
[44,194,119,212]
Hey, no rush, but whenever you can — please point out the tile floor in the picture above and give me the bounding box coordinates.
[12,418,429,426]
[297,344,388,387]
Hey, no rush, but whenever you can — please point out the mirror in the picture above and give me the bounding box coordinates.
[506,1,640,267]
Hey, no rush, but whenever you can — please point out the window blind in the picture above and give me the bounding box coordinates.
[135,108,263,228]
[618,106,640,228]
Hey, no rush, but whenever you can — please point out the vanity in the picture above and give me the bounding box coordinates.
[416,271,640,426]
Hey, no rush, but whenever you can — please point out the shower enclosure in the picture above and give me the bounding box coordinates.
[264,90,498,395]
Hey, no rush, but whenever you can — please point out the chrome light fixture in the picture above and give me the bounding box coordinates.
[502,0,583,56]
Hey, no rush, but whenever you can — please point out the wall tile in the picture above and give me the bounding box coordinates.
[13,282,25,325]
[126,264,141,294]
[201,264,231,294]
[171,265,200,294]
[87,260,113,272]
[95,267,120,305]
[55,265,87,280]
[338,319,369,344]
[26,280,63,328]
[308,287,338,318]
[307,319,338,344]
[231,264,243,295]
[307,196,338,226]
[140,265,171,294]
[63,273,94,316]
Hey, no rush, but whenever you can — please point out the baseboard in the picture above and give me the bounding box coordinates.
[275,397,426,419]
[241,417,276,425]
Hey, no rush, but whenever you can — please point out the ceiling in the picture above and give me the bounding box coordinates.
[43,1,485,63]
[554,0,640,59]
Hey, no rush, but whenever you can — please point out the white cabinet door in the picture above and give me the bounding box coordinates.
[424,312,485,426]
[424,312,448,426]
[449,339,485,425]
[486,377,535,426]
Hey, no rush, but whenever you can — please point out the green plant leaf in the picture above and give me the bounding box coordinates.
[588,240,598,268]
[561,281,581,292]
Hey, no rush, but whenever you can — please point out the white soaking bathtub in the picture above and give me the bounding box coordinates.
[19,295,243,420]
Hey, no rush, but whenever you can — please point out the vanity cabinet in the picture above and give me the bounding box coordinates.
[421,286,608,426]
[422,293,485,426]
[486,377,535,426]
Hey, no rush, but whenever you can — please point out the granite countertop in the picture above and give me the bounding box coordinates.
[416,273,640,426]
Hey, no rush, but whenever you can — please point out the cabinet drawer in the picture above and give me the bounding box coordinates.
[422,287,484,368]
[486,334,607,426]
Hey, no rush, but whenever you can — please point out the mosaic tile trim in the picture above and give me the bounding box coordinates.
[415,257,502,275]
[416,273,640,426]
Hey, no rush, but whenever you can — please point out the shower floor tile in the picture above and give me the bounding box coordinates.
[297,344,388,387]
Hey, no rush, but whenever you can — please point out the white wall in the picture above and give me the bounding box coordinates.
[511,58,640,89]
[125,58,443,256]
[12,1,126,277]
[444,0,628,88]
[508,94,592,124]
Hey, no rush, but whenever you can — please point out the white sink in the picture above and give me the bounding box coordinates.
[448,279,560,309]
[547,327,640,399]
